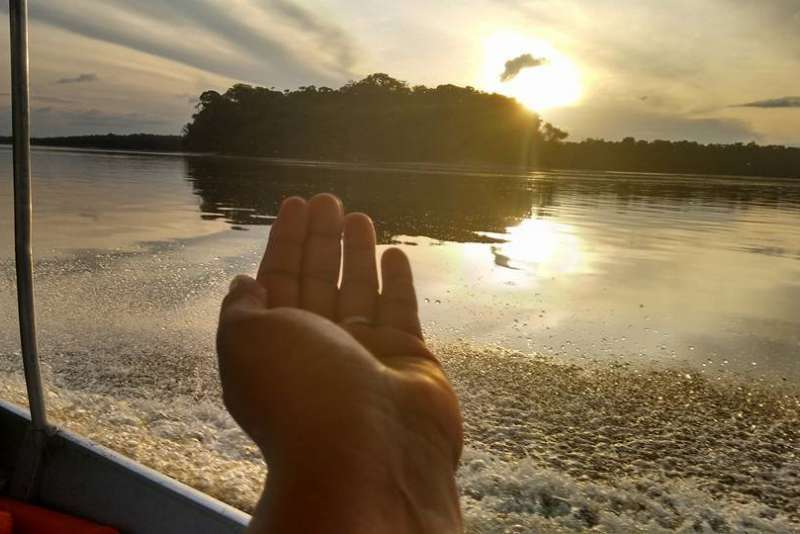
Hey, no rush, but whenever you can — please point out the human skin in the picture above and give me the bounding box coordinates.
[216,194,463,533]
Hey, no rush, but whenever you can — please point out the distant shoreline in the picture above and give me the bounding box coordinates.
[2,141,798,184]
[181,76,800,180]
[0,133,183,153]
[2,74,798,179]
[1,131,798,180]
[0,142,195,159]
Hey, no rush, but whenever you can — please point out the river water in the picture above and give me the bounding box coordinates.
[1,146,798,531]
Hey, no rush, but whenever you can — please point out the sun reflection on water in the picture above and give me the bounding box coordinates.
[481,218,584,275]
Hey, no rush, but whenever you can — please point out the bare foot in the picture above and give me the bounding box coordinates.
[217,194,463,533]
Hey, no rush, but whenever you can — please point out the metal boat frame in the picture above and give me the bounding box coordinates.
[1,1,249,530]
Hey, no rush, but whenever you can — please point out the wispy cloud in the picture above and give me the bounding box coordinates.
[1,0,797,142]
[0,92,76,105]
[1,0,360,86]
[173,93,200,105]
[500,53,547,82]
[21,1,299,83]
[55,73,99,84]
[735,96,800,108]
[268,0,358,75]
[34,95,77,104]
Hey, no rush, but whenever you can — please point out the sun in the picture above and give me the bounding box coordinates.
[481,31,582,112]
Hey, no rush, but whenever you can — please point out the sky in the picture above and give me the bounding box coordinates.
[0,0,798,144]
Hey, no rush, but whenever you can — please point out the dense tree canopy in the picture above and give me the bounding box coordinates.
[183,73,565,166]
[5,74,797,178]
[183,74,799,178]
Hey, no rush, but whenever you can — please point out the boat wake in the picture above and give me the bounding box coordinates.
[1,342,797,532]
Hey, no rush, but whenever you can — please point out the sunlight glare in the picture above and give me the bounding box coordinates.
[496,218,583,275]
[482,31,582,111]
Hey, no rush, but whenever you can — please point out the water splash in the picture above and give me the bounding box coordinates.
[1,341,797,531]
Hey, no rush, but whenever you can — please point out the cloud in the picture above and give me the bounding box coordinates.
[173,93,200,105]
[268,0,358,74]
[500,53,547,82]
[500,1,800,108]
[0,92,75,105]
[735,96,800,108]
[0,0,359,87]
[21,1,301,83]
[55,73,99,84]
[34,95,77,104]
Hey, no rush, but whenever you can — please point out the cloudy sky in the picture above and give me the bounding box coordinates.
[1,0,798,144]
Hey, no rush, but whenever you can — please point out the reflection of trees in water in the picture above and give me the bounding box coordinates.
[186,157,540,243]
[186,156,800,244]
[601,178,800,211]
[533,173,800,214]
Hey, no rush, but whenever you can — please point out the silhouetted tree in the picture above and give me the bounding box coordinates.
[183,73,564,167]
[182,74,799,178]
[8,73,797,178]
[0,133,183,152]
[543,137,800,178]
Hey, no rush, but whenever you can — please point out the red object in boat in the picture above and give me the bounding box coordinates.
[0,511,12,534]
[0,498,118,534]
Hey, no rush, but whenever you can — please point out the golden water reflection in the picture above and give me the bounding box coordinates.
[2,149,799,380]
[479,218,585,275]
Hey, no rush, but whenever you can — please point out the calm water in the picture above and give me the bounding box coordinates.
[2,146,799,377]
[1,146,799,531]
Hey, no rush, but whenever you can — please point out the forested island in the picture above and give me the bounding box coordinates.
[5,74,799,178]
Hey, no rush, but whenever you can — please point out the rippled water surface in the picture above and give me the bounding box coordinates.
[1,146,799,531]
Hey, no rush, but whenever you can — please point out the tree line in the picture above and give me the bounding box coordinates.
[183,73,567,166]
[183,73,799,178]
[4,73,797,178]
[0,133,183,152]
[548,138,799,178]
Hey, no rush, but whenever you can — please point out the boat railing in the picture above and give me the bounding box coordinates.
[7,0,50,500]
[2,3,249,530]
